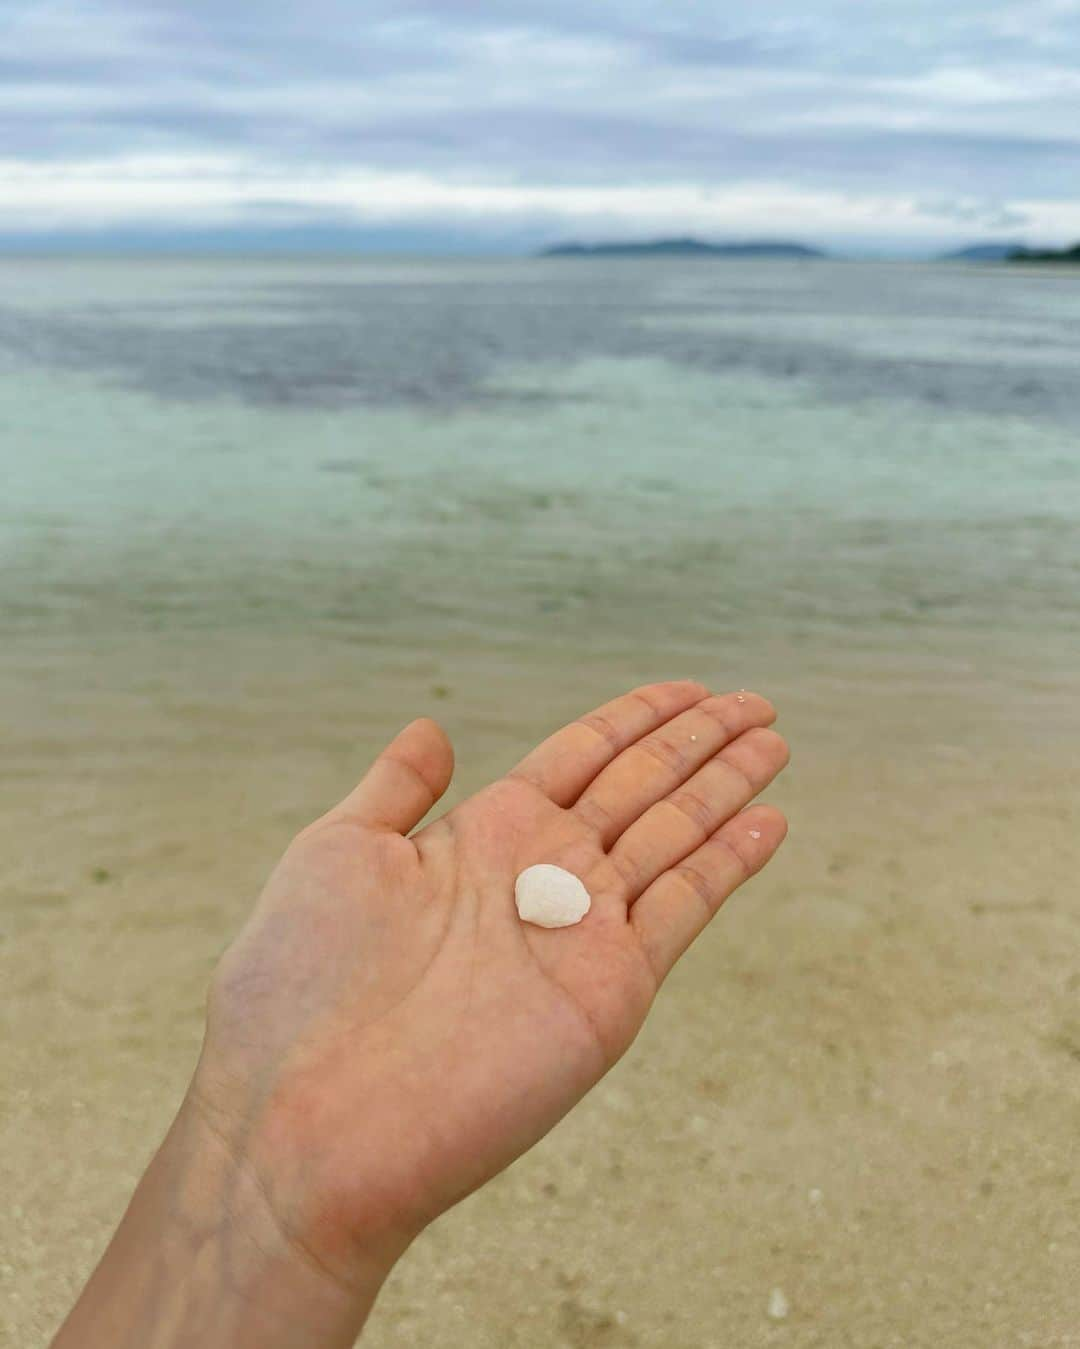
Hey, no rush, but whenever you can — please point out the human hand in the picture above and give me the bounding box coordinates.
[190,681,789,1297]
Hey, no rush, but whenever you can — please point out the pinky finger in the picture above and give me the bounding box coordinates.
[629,804,788,984]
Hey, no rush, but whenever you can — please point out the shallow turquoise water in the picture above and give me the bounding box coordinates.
[1,257,1077,677]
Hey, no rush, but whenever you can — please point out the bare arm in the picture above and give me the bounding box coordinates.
[53,1095,387,1349]
[53,682,789,1347]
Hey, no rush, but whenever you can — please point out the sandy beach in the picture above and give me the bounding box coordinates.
[3,624,1079,1348]
[3,257,1080,1346]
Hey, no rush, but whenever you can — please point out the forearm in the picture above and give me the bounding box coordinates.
[51,1094,392,1349]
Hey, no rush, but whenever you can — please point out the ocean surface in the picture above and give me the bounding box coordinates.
[2,256,1078,682]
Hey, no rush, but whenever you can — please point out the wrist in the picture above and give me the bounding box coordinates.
[183,1061,424,1288]
[53,1092,397,1349]
[178,1092,394,1333]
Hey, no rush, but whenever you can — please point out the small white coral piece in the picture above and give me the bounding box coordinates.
[767,1287,790,1321]
[514,864,591,929]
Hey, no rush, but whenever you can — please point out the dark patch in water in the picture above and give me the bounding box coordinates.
[3,261,1080,428]
[318,459,367,474]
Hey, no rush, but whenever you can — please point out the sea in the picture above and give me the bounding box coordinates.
[1,255,1078,689]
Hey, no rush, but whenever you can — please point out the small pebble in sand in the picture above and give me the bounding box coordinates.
[749,829,762,840]
[767,1287,790,1321]
[515,864,591,928]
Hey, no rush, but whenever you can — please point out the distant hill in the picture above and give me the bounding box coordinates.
[942,242,1027,262]
[1006,242,1080,264]
[539,236,826,259]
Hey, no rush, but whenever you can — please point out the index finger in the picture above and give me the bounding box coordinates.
[511,680,710,807]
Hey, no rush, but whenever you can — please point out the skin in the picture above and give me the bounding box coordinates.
[53,680,789,1349]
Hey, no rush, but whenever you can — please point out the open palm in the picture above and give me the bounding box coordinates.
[192,681,789,1290]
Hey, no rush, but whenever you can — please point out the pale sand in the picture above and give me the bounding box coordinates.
[3,630,1079,1348]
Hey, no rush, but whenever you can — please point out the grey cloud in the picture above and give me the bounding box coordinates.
[5,0,1080,239]
[916,197,1032,230]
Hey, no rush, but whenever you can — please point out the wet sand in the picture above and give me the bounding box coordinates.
[3,627,1079,1348]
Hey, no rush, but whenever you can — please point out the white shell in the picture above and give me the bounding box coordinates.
[514,864,591,929]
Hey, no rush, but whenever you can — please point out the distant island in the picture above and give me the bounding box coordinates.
[1006,242,1080,264]
[941,242,1027,262]
[539,236,826,259]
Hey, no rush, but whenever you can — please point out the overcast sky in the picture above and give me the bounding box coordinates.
[4,0,1080,251]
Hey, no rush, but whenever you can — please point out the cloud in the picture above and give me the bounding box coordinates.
[3,0,1080,246]
[916,196,1031,231]
[8,154,1080,257]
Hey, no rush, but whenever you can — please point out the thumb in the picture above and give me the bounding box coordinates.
[330,717,455,834]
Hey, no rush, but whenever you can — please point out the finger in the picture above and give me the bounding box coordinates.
[630,804,788,984]
[327,718,454,834]
[608,727,789,900]
[511,680,710,806]
[572,691,776,847]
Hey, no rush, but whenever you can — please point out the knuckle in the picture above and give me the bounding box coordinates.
[637,733,686,776]
[717,727,788,789]
[629,684,667,714]
[712,832,753,881]
[712,752,756,795]
[576,794,617,840]
[670,679,710,704]
[381,751,438,805]
[667,788,715,839]
[696,699,735,737]
[605,847,643,892]
[633,679,708,714]
[673,864,715,911]
[578,712,623,751]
